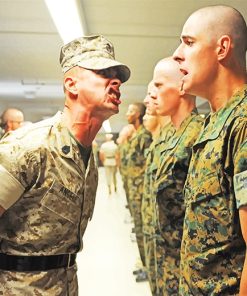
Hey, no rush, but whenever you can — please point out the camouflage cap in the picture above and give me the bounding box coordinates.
[60,35,131,83]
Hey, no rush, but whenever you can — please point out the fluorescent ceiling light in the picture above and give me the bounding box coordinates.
[44,0,85,44]
[102,120,112,133]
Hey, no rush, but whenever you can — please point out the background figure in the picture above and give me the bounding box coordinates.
[142,111,161,294]
[117,124,135,206]
[0,35,130,296]
[126,102,152,282]
[173,5,247,295]
[92,139,99,166]
[142,80,174,295]
[99,133,119,195]
[152,57,204,296]
[0,107,24,137]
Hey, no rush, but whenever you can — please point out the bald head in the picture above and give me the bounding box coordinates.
[154,57,195,103]
[152,57,196,120]
[185,5,247,65]
[154,57,184,88]
[144,80,157,115]
[1,108,24,133]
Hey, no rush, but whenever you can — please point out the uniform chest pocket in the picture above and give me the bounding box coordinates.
[41,180,82,224]
[185,172,222,207]
[186,173,231,252]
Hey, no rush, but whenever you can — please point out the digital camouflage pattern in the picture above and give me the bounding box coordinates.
[142,123,175,295]
[0,112,98,295]
[60,35,130,83]
[155,110,204,296]
[0,265,78,296]
[180,86,247,295]
[127,124,152,265]
[119,141,131,207]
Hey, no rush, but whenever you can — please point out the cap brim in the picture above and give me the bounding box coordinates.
[77,57,131,83]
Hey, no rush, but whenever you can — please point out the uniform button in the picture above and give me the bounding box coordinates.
[62,145,70,154]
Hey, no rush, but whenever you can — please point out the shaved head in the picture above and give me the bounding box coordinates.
[152,56,196,120]
[144,80,157,115]
[154,57,193,97]
[154,57,184,87]
[185,5,247,65]
[1,108,24,133]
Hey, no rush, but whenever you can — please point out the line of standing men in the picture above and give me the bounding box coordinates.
[118,4,247,296]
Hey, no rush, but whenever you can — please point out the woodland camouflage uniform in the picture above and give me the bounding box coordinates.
[155,110,204,296]
[180,86,247,295]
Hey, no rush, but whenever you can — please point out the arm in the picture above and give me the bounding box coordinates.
[0,139,39,214]
[99,151,105,164]
[233,134,247,295]
[115,150,120,167]
[239,207,247,295]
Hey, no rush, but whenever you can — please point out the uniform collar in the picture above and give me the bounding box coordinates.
[197,84,247,143]
[163,109,199,150]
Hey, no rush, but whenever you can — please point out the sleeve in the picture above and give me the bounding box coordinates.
[0,138,40,209]
[0,165,25,209]
[234,139,247,209]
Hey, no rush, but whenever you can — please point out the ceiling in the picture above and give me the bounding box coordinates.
[0,0,246,132]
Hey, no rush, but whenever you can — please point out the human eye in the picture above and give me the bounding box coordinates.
[154,82,161,89]
[185,38,194,46]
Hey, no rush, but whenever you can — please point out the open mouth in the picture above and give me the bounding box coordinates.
[180,68,188,76]
[108,90,121,106]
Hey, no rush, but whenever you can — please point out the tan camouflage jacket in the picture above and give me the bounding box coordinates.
[0,111,98,256]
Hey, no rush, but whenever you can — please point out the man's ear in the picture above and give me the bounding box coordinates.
[217,35,232,61]
[6,120,12,130]
[64,76,78,96]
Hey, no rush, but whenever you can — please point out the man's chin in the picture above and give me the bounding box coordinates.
[108,106,119,116]
[145,111,153,116]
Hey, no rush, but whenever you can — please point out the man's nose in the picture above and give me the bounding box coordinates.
[110,78,121,87]
[173,44,184,63]
[150,89,157,99]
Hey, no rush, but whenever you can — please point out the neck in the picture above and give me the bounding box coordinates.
[201,68,246,112]
[133,120,141,130]
[158,115,171,128]
[171,99,195,130]
[151,124,161,140]
[63,106,104,147]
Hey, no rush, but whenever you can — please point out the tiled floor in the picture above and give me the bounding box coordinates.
[77,167,152,296]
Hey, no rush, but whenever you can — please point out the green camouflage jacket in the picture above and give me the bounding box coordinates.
[155,110,203,256]
[142,123,175,235]
[127,124,152,178]
[180,85,247,295]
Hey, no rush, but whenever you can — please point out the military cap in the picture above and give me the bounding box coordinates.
[60,34,131,83]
